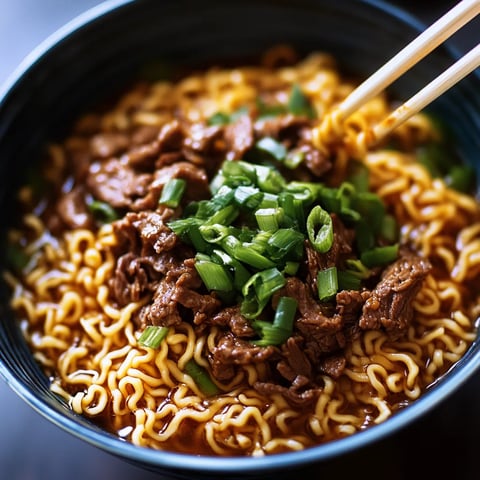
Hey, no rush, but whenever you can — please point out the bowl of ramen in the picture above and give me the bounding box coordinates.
[0,0,479,478]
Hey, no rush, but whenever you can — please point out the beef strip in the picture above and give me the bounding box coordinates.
[87,157,152,209]
[209,306,257,338]
[209,332,277,381]
[359,252,431,339]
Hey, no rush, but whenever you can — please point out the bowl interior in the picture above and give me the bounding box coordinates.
[0,0,479,478]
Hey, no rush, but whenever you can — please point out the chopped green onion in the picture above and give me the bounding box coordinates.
[267,228,304,261]
[446,164,475,193]
[317,266,338,302]
[184,358,220,396]
[283,261,300,276]
[306,205,334,253]
[252,296,298,346]
[211,249,251,291]
[337,270,362,291]
[222,236,275,269]
[256,137,287,163]
[287,84,316,118]
[241,268,286,319]
[195,255,233,291]
[256,97,287,119]
[255,207,284,231]
[284,149,305,169]
[344,259,372,279]
[207,112,231,126]
[234,186,264,210]
[199,224,230,243]
[6,243,30,271]
[88,200,119,223]
[347,161,370,193]
[361,244,399,268]
[205,204,238,226]
[159,178,186,208]
[355,220,375,253]
[138,326,169,349]
[380,214,398,243]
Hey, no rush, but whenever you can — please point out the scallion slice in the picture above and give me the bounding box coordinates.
[288,83,316,118]
[252,296,298,346]
[158,178,186,207]
[255,207,284,231]
[88,200,119,223]
[317,266,338,302]
[138,326,169,349]
[361,244,399,268]
[306,205,334,253]
[184,359,220,396]
[256,137,287,162]
[195,255,233,291]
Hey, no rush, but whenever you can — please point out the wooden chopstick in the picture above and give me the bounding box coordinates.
[371,42,480,142]
[335,0,480,126]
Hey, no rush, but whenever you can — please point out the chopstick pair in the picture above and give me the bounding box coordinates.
[329,0,480,145]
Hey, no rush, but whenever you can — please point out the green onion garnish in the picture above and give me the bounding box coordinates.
[317,266,338,302]
[194,254,233,291]
[88,200,119,223]
[184,359,220,397]
[287,83,316,118]
[306,205,334,253]
[252,296,298,346]
[361,244,399,268]
[256,137,287,162]
[158,178,186,208]
[138,326,169,349]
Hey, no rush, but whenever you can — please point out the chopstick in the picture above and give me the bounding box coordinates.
[329,0,480,145]
[371,42,480,142]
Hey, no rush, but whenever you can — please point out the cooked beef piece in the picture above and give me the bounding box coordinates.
[318,354,346,379]
[359,253,431,339]
[210,306,257,338]
[110,252,155,304]
[56,185,94,230]
[254,376,318,407]
[90,132,130,158]
[279,277,345,363]
[151,162,210,204]
[87,157,152,208]
[254,114,310,144]
[334,289,368,341]
[123,139,161,169]
[135,256,219,329]
[299,128,333,177]
[114,210,177,257]
[209,332,277,381]
[224,115,254,160]
[277,336,312,381]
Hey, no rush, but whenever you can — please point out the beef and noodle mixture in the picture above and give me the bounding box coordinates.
[5,47,480,456]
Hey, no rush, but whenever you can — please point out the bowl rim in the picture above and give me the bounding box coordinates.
[1,0,479,475]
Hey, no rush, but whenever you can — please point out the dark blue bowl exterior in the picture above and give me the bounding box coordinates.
[0,1,479,478]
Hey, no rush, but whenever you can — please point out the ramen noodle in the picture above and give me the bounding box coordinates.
[4,47,480,456]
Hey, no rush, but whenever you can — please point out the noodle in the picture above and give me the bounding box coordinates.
[4,48,480,456]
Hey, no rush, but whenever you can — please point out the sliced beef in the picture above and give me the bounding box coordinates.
[56,185,94,230]
[210,306,256,338]
[224,114,254,160]
[90,132,130,158]
[359,253,431,339]
[87,157,152,209]
[209,332,277,381]
[254,377,319,408]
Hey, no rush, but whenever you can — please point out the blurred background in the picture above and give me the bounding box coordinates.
[0,1,478,479]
